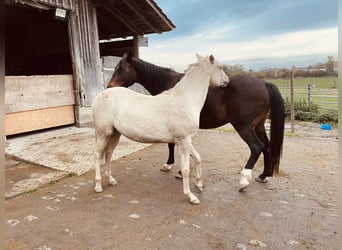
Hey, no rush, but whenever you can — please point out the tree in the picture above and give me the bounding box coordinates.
[223,64,245,75]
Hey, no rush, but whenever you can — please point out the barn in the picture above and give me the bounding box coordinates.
[5,0,175,135]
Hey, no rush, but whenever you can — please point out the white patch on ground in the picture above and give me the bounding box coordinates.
[7,219,20,227]
[179,219,186,224]
[260,211,273,217]
[24,215,38,221]
[249,239,267,247]
[46,206,60,211]
[128,200,139,204]
[129,214,140,219]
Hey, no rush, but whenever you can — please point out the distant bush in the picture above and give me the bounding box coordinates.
[283,98,338,124]
[316,109,338,123]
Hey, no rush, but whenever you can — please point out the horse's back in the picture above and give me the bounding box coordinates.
[228,74,268,98]
[92,87,194,142]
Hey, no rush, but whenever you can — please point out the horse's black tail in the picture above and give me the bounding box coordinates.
[265,82,285,176]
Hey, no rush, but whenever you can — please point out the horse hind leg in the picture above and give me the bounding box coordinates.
[255,122,271,183]
[233,123,265,192]
[190,143,203,192]
[104,131,121,186]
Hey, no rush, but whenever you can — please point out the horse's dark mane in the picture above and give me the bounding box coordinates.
[134,57,177,75]
[132,58,184,94]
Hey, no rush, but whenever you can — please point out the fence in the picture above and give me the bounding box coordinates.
[279,85,338,110]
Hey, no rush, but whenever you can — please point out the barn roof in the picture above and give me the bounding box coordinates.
[94,0,176,40]
[8,0,176,40]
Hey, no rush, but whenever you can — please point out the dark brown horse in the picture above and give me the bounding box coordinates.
[107,52,285,191]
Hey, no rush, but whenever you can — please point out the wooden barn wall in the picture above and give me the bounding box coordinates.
[5,75,75,113]
[5,75,75,135]
[68,0,103,108]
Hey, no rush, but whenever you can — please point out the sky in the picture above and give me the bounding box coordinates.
[140,0,338,72]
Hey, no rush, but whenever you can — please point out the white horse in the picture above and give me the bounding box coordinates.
[91,53,230,204]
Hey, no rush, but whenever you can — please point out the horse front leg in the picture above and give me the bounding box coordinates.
[160,143,175,172]
[176,137,200,205]
[190,143,203,191]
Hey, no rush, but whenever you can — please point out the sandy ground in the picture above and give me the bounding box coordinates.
[5,124,338,249]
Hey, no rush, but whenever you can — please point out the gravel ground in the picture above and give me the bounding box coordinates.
[5,122,338,249]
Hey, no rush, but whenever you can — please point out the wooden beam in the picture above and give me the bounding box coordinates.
[121,0,160,33]
[99,39,134,56]
[104,4,142,35]
[133,36,139,58]
[145,0,175,30]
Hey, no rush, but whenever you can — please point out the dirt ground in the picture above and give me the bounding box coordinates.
[5,124,338,250]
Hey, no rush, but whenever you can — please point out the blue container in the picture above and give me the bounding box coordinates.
[320,123,332,130]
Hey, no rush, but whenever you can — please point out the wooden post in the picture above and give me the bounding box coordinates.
[290,66,295,133]
[133,35,140,58]
[307,84,313,103]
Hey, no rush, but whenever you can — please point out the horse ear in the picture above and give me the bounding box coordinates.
[122,52,128,62]
[127,50,133,63]
[196,53,203,60]
[209,55,215,64]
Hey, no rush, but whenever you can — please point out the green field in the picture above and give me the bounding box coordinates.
[266,76,338,89]
[265,77,338,110]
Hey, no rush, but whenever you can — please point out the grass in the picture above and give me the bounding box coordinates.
[28,188,37,193]
[284,131,303,137]
[266,77,338,110]
[267,76,338,89]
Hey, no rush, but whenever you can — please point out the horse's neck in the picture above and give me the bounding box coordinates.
[171,65,211,113]
[133,59,182,95]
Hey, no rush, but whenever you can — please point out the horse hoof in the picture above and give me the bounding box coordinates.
[190,197,200,205]
[94,186,103,193]
[175,172,183,179]
[195,184,203,192]
[255,176,268,183]
[109,179,118,186]
[160,164,173,172]
[239,185,249,192]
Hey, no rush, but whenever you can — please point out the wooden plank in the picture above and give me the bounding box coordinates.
[5,75,75,113]
[68,0,103,108]
[5,105,75,136]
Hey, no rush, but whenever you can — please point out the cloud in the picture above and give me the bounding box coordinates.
[140,27,337,71]
[156,0,337,40]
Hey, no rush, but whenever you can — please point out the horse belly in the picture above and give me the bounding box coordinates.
[114,104,175,143]
[115,119,174,143]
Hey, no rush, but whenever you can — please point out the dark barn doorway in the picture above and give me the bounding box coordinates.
[5,4,72,76]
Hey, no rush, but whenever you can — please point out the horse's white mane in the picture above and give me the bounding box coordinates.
[184,55,211,74]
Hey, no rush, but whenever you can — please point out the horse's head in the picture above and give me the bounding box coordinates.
[195,53,230,88]
[107,52,137,88]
